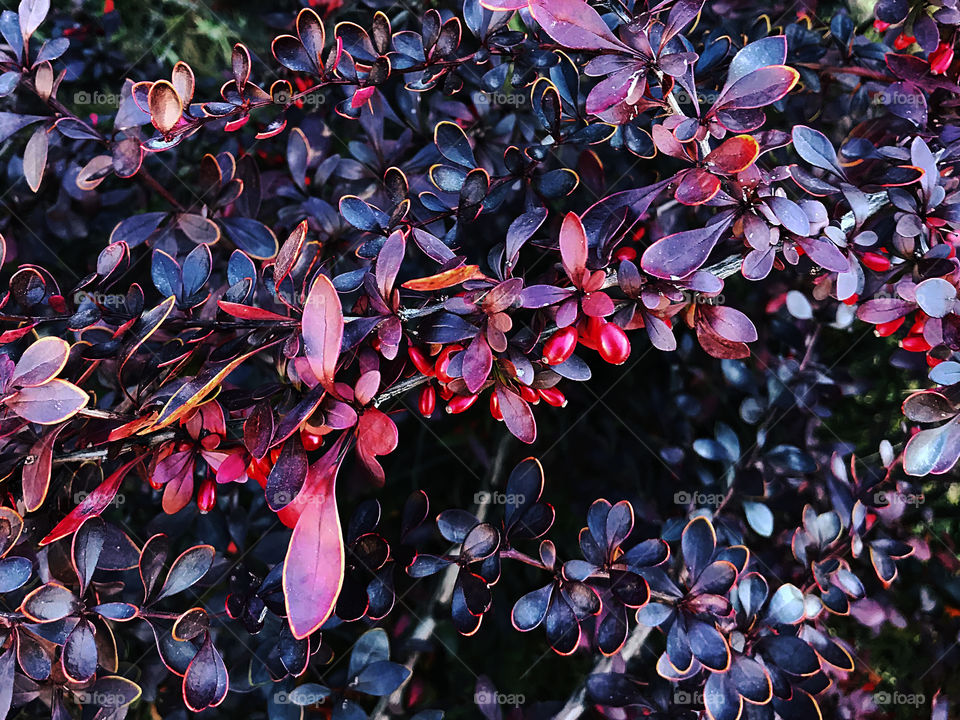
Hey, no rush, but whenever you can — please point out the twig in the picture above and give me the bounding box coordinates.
[370,432,514,720]
[50,430,177,464]
[554,624,654,720]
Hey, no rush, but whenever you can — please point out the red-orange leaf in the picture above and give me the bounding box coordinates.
[401,265,484,291]
[40,455,145,546]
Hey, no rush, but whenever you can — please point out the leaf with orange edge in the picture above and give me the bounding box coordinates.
[149,338,284,431]
[217,301,293,322]
[401,264,484,291]
[283,439,347,638]
[5,379,88,424]
[11,336,70,388]
[302,274,343,391]
[22,424,66,511]
[704,134,760,174]
[39,454,145,546]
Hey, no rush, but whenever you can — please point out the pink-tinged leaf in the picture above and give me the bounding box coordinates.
[675,169,721,206]
[283,457,345,639]
[496,386,536,444]
[40,455,145,545]
[183,632,229,712]
[641,217,734,279]
[584,67,634,116]
[479,0,527,8]
[715,66,799,110]
[11,336,69,388]
[302,273,343,391]
[356,408,398,485]
[581,291,615,317]
[217,301,291,322]
[6,379,88,424]
[699,305,758,343]
[275,221,307,293]
[23,125,47,193]
[528,0,628,52]
[463,333,493,394]
[22,424,65,511]
[796,236,848,272]
[559,212,588,282]
[157,545,215,600]
[376,230,405,300]
[856,298,915,324]
[704,135,760,174]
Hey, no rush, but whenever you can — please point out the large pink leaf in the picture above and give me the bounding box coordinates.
[376,230,405,300]
[462,333,493,394]
[528,0,628,52]
[715,66,799,110]
[302,273,343,391]
[11,336,69,388]
[6,379,88,424]
[40,455,145,545]
[283,455,345,639]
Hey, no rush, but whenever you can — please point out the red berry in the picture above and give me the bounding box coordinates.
[489,392,503,421]
[930,42,955,75]
[538,387,567,407]
[149,476,164,490]
[902,334,931,352]
[300,428,323,451]
[873,19,890,32]
[542,326,578,365]
[876,317,905,337]
[408,346,435,376]
[519,385,539,404]
[446,393,478,414]
[614,246,637,262]
[842,294,859,305]
[893,33,915,50]
[197,477,217,514]
[598,322,631,365]
[418,385,436,416]
[861,252,891,272]
[435,344,462,384]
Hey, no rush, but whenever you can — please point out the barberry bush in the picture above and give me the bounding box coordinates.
[0,0,958,717]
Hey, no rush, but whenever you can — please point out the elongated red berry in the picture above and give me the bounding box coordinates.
[489,392,503,420]
[538,387,567,407]
[542,326,578,366]
[876,317,905,337]
[197,477,217,513]
[435,344,462,384]
[446,393,478,414]
[519,385,539,404]
[598,322,631,365]
[614,246,637,261]
[419,385,436,416]
[930,42,954,75]
[902,334,931,352]
[861,252,891,272]
[408,346,435,376]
